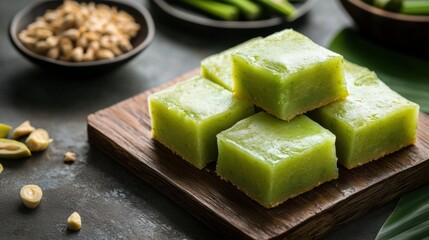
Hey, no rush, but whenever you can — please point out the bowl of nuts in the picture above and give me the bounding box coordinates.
[9,0,155,72]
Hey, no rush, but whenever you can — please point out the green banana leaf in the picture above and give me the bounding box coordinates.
[329,28,429,240]
[329,28,429,113]
[375,184,429,240]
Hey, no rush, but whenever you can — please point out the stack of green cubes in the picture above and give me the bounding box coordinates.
[148,29,419,208]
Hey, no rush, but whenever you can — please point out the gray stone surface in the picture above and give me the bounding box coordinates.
[0,0,395,239]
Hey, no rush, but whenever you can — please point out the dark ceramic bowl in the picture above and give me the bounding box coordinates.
[339,0,429,55]
[9,0,155,72]
[151,0,318,30]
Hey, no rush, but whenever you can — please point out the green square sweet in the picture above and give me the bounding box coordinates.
[201,37,262,91]
[148,76,254,169]
[308,61,419,169]
[216,112,338,208]
[231,29,348,121]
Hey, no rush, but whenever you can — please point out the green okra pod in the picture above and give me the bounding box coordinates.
[255,0,296,17]
[401,0,429,15]
[219,0,262,20]
[181,0,239,21]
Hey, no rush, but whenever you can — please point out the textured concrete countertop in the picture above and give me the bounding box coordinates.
[0,0,394,239]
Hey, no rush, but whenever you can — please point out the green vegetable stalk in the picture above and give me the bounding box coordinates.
[401,0,429,15]
[180,0,239,21]
[364,0,429,15]
[373,0,403,11]
[219,0,262,20]
[255,0,296,18]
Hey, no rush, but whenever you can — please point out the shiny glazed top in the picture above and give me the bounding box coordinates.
[320,62,419,128]
[218,112,335,165]
[232,29,342,77]
[150,76,246,121]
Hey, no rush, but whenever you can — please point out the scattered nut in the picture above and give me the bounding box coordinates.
[0,163,3,174]
[25,128,52,152]
[67,212,82,231]
[64,151,76,163]
[12,120,36,139]
[18,0,140,62]
[20,184,43,209]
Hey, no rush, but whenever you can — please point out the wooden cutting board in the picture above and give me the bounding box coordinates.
[87,69,429,240]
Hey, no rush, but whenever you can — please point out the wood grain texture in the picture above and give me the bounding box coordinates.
[87,70,429,240]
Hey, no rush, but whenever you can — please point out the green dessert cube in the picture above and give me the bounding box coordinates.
[309,61,419,169]
[231,29,348,121]
[201,37,262,91]
[216,112,338,208]
[148,76,254,169]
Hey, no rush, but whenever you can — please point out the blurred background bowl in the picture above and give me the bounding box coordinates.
[339,0,429,58]
[9,0,155,73]
[151,0,318,30]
